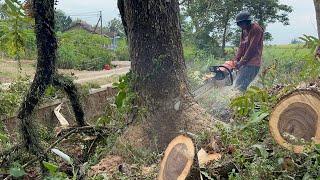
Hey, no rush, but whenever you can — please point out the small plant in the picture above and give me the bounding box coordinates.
[9,162,25,178]
[230,86,272,117]
[43,161,68,180]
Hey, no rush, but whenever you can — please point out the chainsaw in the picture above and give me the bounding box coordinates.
[192,60,236,100]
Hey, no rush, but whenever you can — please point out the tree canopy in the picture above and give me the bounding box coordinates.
[181,0,293,56]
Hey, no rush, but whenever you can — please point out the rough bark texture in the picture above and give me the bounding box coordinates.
[314,0,320,38]
[118,0,211,150]
[53,74,86,126]
[17,0,57,154]
[17,0,86,155]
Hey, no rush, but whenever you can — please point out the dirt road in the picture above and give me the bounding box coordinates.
[0,60,130,87]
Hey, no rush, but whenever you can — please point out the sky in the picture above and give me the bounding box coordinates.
[56,0,317,45]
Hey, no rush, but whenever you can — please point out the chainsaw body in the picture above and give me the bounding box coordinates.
[208,60,236,86]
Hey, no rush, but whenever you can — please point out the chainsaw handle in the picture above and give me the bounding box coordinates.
[209,65,233,85]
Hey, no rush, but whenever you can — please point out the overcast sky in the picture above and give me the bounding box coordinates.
[57,0,317,45]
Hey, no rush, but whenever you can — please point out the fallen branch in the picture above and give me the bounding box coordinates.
[3,125,120,180]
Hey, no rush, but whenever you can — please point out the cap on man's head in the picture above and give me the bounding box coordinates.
[236,11,252,23]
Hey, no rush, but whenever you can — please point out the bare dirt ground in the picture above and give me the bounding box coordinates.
[0,59,130,86]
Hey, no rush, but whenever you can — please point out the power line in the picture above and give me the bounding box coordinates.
[66,11,101,16]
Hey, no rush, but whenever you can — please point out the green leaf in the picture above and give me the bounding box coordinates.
[239,111,269,130]
[0,133,9,141]
[9,164,25,178]
[302,172,313,180]
[252,144,268,159]
[115,91,126,108]
[43,161,59,174]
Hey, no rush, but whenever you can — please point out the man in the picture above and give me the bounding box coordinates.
[232,11,264,91]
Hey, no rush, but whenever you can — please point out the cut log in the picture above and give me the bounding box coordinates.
[159,135,195,180]
[269,89,320,153]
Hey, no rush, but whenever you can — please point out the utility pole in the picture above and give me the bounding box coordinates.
[100,11,103,36]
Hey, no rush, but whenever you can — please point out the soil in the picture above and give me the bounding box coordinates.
[0,59,130,86]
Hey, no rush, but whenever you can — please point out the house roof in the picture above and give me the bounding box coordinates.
[63,20,117,38]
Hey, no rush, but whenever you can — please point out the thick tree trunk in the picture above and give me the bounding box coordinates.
[118,0,211,150]
[314,0,320,38]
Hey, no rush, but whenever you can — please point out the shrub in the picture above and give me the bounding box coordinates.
[57,29,115,70]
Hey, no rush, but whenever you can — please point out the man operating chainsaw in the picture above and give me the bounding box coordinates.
[232,11,264,92]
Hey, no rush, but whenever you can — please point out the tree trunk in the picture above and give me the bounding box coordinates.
[118,0,211,150]
[221,12,230,57]
[17,0,57,154]
[314,0,320,38]
[18,0,86,155]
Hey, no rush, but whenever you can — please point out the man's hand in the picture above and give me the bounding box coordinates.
[235,61,243,69]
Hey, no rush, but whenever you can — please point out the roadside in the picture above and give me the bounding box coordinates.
[0,59,130,87]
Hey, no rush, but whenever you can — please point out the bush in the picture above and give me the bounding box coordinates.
[115,38,129,61]
[57,29,115,70]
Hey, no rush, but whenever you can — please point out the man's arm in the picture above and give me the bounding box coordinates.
[239,27,263,64]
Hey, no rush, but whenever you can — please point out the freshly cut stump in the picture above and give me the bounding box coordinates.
[158,135,195,180]
[270,89,320,153]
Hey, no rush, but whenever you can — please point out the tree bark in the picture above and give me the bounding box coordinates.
[18,0,86,155]
[221,12,230,57]
[18,0,57,154]
[118,0,211,150]
[314,0,320,38]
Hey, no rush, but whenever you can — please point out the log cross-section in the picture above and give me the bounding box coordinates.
[159,135,195,180]
[269,89,320,153]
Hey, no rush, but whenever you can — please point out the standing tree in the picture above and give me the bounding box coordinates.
[118,0,211,150]
[181,0,292,56]
[314,0,320,38]
[105,18,125,37]
[55,9,72,32]
[243,0,292,41]
[16,0,86,156]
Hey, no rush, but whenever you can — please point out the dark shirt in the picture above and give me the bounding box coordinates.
[234,22,264,67]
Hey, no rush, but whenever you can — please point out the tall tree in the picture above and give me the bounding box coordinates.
[243,0,292,41]
[55,9,72,32]
[181,0,292,56]
[314,0,320,38]
[118,0,210,149]
[105,18,125,37]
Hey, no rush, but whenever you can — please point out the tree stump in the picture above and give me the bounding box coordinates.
[269,89,320,153]
[159,135,195,180]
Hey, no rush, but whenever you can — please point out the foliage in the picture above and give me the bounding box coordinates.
[9,162,25,178]
[0,76,30,117]
[112,71,135,109]
[43,161,68,179]
[260,44,315,87]
[230,86,272,117]
[209,102,320,179]
[104,18,125,38]
[55,10,72,32]
[181,0,293,56]
[114,38,129,61]
[0,0,35,61]
[57,29,114,70]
